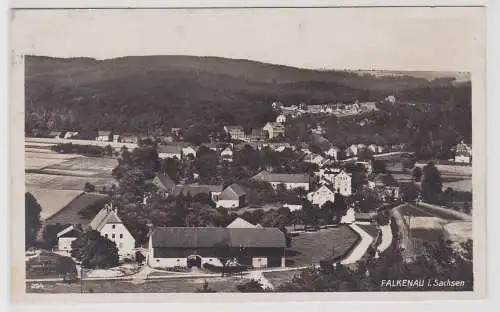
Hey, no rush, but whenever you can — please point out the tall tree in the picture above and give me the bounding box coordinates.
[71,230,119,269]
[25,192,42,249]
[421,162,443,203]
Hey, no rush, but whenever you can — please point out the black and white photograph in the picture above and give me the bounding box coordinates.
[10,6,486,301]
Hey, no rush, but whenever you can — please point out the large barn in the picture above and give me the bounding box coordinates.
[148,227,287,269]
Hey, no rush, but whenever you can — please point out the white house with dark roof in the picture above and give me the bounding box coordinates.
[148,227,286,269]
[454,141,472,164]
[224,125,245,140]
[96,130,112,142]
[307,185,336,207]
[262,122,285,139]
[88,204,136,258]
[220,146,234,162]
[252,171,310,191]
[56,225,83,254]
[217,183,247,209]
[152,173,176,196]
[158,144,183,159]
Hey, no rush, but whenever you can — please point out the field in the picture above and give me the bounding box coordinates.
[286,226,360,266]
[27,276,246,293]
[43,157,118,177]
[26,173,117,191]
[415,162,472,192]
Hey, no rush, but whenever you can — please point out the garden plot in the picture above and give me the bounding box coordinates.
[42,157,118,177]
[26,173,117,191]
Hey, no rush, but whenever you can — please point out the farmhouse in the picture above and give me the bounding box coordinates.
[252,171,310,191]
[158,144,182,159]
[182,146,198,158]
[112,134,121,143]
[307,185,336,207]
[217,183,247,209]
[325,146,341,160]
[87,204,136,258]
[96,130,112,142]
[148,227,287,269]
[262,122,285,139]
[224,125,245,141]
[56,225,83,253]
[276,114,286,124]
[152,173,176,196]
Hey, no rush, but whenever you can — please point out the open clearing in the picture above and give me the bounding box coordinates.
[286,226,360,266]
[26,173,117,191]
[27,276,246,293]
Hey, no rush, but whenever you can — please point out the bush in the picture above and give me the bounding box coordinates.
[236,279,272,293]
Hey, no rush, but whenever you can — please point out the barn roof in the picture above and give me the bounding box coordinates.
[252,171,310,184]
[226,217,257,229]
[151,227,286,248]
[45,193,111,227]
[219,183,246,200]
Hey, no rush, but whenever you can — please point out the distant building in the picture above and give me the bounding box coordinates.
[303,154,327,167]
[276,114,287,124]
[224,125,245,141]
[157,144,182,159]
[148,227,287,269]
[63,131,79,139]
[96,131,112,142]
[49,131,63,139]
[325,146,341,160]
[262,122,285,139]
[217,183,247,209]
[307,185,336,207]
[316,168,352,196]
[182,146,198,158]
[341,207,356,224]
[454,141,472,164]
[172,184,224,202]
[112,134,121,143]
[252,171,310,191]
[120,133,139,144]
[220,146,234,162]
[367,144,384,154]
[152,173,176,196]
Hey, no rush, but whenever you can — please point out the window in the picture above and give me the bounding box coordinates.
[104,234,108,238]
[120,234,123,238]
[112,225,116,229]
[112,234,115,238]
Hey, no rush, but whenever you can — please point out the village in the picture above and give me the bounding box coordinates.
[24,97,474,293]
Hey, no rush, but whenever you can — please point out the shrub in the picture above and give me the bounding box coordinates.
[202,262,248,274]
[236,279,272,293]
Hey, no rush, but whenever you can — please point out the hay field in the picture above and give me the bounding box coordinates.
[26,173,117,191]
[43,157,118,176]
[25,150,79,170]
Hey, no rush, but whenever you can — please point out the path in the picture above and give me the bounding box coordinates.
[377,220,393,253]
[340,223,373,265]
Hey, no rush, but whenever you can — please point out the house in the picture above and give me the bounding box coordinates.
[248,129,267,142]
[148,227,286,269]
[152,173,176,196]
[158,144,182,159]
[182,146,198,158]
[87,204,136,258]
[202,142,223,152]
[454,141,472,164]
[332,170,352,196]
[262,122,285,139]
[252,171,310,191]
[325,146,341,160]
[368,144,384,154]
[220,146,234,162]
[112,134,121,143]
[217,183,247,209]
[63,131,79,139]
[56,225,83,253]
[172,184,224,202]
[276,114,286,124]
[49,131,63,139]
[224,125,245,141]
[359,102,378,111]
[307,185,336,207]
[345,144,359,157]
[266,142,292,152]
[316,168,352,197]
[96,131,112,142]
[227,217,257,228]
[282,200,303,212]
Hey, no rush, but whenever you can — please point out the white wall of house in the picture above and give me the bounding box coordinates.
[333,172,352,196]
[96,135,109,141]
[100,223,135,258]
[217,199,240,209]
[58,237,77,253]
[182,147,197,158]
[252,257,268,268]
[148,254,224,269]
[158,152,181,159]
[283,204,302,211]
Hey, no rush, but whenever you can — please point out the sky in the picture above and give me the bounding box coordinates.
[10,7,484,72]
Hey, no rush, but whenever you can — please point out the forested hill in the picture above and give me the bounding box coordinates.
[25,55,469,137]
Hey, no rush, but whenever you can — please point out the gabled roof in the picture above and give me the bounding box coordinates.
[158,144,183,154]
[220,183,246,200]
[151,227,286,248]
[226,217,256,228]
[45,193,111,227]
[97,131,111,136]
[172,183,224,197]
[88,207,123,231]
[56,225,83,238]
[154,173,175,191]
[252,171,310,184]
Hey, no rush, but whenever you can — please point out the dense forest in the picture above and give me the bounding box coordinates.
[25,55,471,148]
